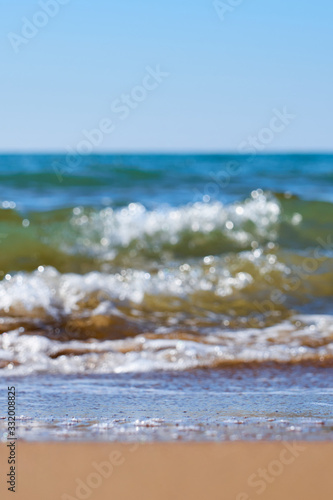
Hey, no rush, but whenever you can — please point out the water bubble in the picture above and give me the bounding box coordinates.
[291,213,302,225]
[203,256,214,265]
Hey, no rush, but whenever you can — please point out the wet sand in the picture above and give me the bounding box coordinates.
[1,441,332,499]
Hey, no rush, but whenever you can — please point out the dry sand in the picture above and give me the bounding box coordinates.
[1,441,332,500]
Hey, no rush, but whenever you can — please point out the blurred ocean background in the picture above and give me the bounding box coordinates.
[1,153,333,374]
[1,153,333,441]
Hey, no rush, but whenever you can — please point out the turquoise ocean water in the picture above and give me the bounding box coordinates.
[0,154,332,440]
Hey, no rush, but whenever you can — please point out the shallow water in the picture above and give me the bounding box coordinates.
[1,366,333,441]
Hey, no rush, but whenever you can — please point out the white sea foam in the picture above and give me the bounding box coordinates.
[67,193,281,257]
[0,254,276,317]
[1,315,333,375]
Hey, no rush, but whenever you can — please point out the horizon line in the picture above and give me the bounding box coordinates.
[0,150,333,156]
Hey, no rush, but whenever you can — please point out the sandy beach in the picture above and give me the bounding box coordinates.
[1,441,332,499]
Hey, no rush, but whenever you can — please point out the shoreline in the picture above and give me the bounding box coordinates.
[0,441,332,499]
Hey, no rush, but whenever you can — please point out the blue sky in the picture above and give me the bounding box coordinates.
[1,0,332,152]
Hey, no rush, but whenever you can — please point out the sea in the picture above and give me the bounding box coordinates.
[0,153,332,441]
